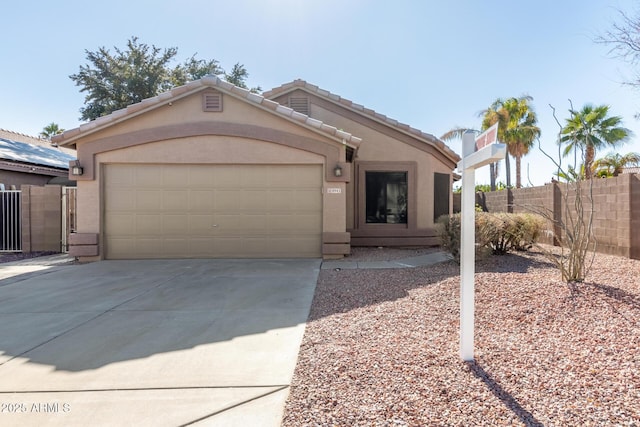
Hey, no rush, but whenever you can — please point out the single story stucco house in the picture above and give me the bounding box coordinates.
[53,76,460,261]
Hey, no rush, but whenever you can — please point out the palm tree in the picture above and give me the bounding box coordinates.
[560,104,632,179]
[480,101,510,189]
[593,152,640,177]
[440,126,477,142]
[501,98,541,188]
[480,96,540,188]
[440,126,501,189]
[40,122,64,140]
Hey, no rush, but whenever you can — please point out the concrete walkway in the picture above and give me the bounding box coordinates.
[321,251,452,270]
[0,256,319,427]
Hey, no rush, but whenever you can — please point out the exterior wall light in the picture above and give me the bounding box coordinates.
[334,164,343,177]
[71,160,84,176]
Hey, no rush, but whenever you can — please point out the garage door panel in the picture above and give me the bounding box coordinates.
[162,191,189,211]
[268,215,322,233]
[288,167,322,186]
[105,189,135,212]
[135,239,163,256]
[105,238,134,258]
[105,214,135,235]
[214,215,244,234]
[104,164,322,259]
[134,167,161,186]
[214,190,241,212]
[211,168,239,186]
[189,239,217,256]
[161,238,190,257]
[163,215,189,235]
[136,215,162,235]
[188,215,216,234]
[269,237,319,256]
[291,190,323,210]
[239,215,268,232]
[105,166,134,187]
[162,167,186,187]
[238,190,268,211]
[188,190,215,211]
[136,190,162,210]
[241,167,273,187]
[266,191,297,211]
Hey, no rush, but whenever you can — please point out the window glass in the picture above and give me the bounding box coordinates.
[365,172,407,224]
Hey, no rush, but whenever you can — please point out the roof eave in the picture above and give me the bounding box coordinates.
[265,83,461,165]
[53,77,362,150]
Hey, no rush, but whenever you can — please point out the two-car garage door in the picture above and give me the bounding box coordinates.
[103,164,322,259]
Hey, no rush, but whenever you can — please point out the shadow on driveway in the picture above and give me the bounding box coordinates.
[0,259,318,379]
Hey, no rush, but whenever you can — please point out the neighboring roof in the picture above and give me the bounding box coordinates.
[52,76,362,149]
[622,167,640,174]
[263,79,461,163]
[0,128,76,156]
[0,137,76,169]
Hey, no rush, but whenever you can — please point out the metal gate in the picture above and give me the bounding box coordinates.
[1,190,21,252]
[62,187,77,252]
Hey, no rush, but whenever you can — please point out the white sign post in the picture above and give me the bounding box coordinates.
[458,124,505,361]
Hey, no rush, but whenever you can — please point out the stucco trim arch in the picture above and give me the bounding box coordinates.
[73,121,345,181]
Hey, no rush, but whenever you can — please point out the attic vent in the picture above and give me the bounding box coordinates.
[202,91,223,112]
[288,97,309,115]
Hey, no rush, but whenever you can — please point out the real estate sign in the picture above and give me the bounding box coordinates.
[457,128,505,361]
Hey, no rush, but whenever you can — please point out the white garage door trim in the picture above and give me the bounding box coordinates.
[103,164,323,259]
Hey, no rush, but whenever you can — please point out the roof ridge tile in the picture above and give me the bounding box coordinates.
[264,79,460,162]
[53,75,362,148]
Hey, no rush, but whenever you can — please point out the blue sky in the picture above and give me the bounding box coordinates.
[2,0,639,185]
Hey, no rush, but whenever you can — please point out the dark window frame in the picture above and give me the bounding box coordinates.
[365,171,408,224]
[433,172,451,221]
[355,161,417,230]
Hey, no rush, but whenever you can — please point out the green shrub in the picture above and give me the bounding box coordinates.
[437,212,545,259]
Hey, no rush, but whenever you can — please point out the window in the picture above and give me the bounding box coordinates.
[433,173,451,220]
[365,172,408,224]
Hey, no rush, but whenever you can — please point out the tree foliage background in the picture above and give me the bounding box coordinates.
[70,37,260,121]
[598,6,640,118]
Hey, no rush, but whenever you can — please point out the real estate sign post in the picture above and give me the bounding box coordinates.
[458,123,505,361]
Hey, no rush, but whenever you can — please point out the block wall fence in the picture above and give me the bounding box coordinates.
[452,173,640,259]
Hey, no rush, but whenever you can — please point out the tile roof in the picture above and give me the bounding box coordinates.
[53,76,362,148]
[0,137,76,169]
[263,79,461,163]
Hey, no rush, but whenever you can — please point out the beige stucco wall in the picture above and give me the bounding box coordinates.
[309,104,454,229]
[71,89,350,259]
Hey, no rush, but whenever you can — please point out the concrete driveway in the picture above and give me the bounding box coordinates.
[0,257,320,426]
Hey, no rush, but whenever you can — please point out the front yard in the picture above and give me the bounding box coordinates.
[283,248,640,426]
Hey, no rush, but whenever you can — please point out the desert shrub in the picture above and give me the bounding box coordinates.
[509,213,546,251]
[437,212,545,259]
[477,212,546,255]
[436,214,462,263]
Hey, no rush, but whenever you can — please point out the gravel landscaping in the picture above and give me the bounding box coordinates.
[282,247,640,426]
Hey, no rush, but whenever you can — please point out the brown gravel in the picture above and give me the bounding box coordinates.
[282,248,640,426]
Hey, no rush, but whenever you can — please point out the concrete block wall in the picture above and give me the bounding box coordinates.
[631,174,640,259]
[472,174,639,259]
